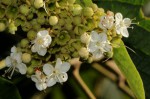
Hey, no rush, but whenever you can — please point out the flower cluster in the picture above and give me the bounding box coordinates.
[0,0,133,91]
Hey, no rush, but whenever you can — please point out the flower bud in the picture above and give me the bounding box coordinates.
[91,3,98,12]
[0,7,5,18]
[111,37,121,48]
[73,16,81,25]
[27,67,34,75]
[105,51,113,58]
[83,7,94,17]
[49,16,58,26]
[72,4,82,16]
[9,20,17,34]
[1,0,11,5]
[27,30,36,40]
[19,4,30,16]
[22,53,31,63]
[20,39,29,48]
[0,22,6,32]
[65,23,73,31]
[78,47,89,59]
[34,0,44,9]
[80,32,90,44]
[6,6,18,18]
[67,0,76,4]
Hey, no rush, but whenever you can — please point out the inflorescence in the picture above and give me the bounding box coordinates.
[0,0,134,91]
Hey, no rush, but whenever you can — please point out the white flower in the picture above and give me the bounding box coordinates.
[4,46,27,79]
[87,31,112,59]
[31,30,52,56]
[43,58,71,87]
[99,14,114,30]
[115,13,131,37]
[31,70,47,91]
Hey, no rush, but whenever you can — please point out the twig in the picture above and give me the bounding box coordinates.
[70,58,96,99]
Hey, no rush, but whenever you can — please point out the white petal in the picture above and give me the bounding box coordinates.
[43,64,54,75]
[11,46,17,53]
[99,33,107,42]
[55,58,62,70]
[123,18,131,27]
[5,56,12,67]
[91,31,100,42]
[115,13,123,24]
[35,83,47,91]
[115,25,121,34]
[121,27,129,37]
[60,62,70,72]
[87,41,97,53]
[57,73,68,83]
[16,63,27,74]
[31,75,38,83]
[46,77,56,87]
[43,35,52,47]
[104,44,112,52]
[92,50,103,59]
[13,53,22,63]
[37,30,49,37]
[37,48,47,56]
[31,45,37,52]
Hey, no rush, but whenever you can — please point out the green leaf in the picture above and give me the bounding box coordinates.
[113,41,145,99]
[0,77,21,99]
[100,0,149,6]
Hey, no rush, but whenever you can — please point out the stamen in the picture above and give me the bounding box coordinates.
[2,66,13,77]
[131,22,139,25]
[128,26,134,29]
[131,17,136,21]
[8,66,16,79]
[43,1,49,15]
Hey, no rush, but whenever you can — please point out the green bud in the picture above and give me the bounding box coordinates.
[72,4,82,16]
[34,0,44,9]
[49,16,58,26]
[91,3,98,12]
[15,18,25,27]
[1,0,11,5]
[8,20,17,34]
[37,17,46,25]
[27,67,34,75]
[27,30,36,40]
[0,22,6,32]
[87,57,93,63]
[65,23,73,31]
[19,4,30,16]
[6,6,18,19]
[22,53,31,63]
[72,51,79,58]
[58,19,65,26]
[73,16,81,26]
[0,7,5,18]
[56,32,70,45]
[83,7,94,17]
[20,39,29,48]
[111,37,121,48]
[67,0,76,4]
[72,41,82,50]
[56,53,71,61]
[22,23,32,32]
[27,13,34,20]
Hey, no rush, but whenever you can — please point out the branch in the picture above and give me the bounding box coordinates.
[70,58,96,99]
